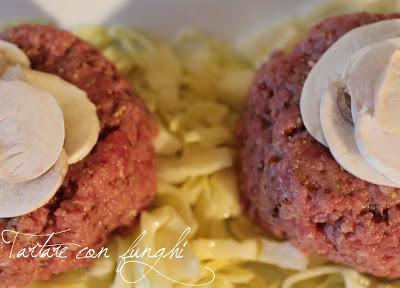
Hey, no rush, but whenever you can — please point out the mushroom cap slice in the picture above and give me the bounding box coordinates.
[2,64,25,81]
[0,80,65,183]
[22,69,100,164]
[319,82,396,187]
[0,40,30,68]
[301,19,400,146]
[355,112,400,186]
[347,45,400,185]
[0,149,68,218]
[344,38,400,123]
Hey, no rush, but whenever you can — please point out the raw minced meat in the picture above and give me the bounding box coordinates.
[236,12,400,278]
[0,24,157,287]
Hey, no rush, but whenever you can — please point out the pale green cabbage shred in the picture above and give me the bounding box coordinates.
[29,0,400,287]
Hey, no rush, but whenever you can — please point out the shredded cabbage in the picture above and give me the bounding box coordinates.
[71,24,309,288]
[28,1,400,287]
[281,266,370,288]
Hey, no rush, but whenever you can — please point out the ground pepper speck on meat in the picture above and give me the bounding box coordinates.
[0,24,157,287]
[236,12,400,279]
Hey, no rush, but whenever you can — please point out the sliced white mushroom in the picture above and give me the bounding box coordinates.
[349,48,400,185]
[0,40,30,68]
[301,19,400,146]
[0,149,68,218]
[319,81,396,187]
[355,112,400,185]
[371,47,400,135]
[2,64,25,81]
[0,80,65,183]
[343,38,400,122]
[22,69,100,164]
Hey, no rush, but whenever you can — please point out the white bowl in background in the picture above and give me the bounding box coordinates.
[2,0,321,41]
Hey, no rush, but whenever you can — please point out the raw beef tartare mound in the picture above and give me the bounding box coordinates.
[0,25,157,287]
[236,13,400,278]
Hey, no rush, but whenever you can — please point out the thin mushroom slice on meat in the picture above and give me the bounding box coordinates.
[0,149,68,218]
[0,80,65,183]
[23,69,100,164]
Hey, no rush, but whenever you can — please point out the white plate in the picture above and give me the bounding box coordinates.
[2,0,321,41]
